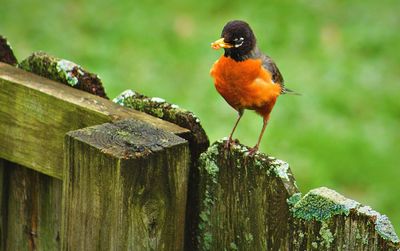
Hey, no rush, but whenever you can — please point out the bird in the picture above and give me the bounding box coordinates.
[210,20,298,155]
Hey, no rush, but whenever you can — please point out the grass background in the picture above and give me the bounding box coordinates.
[2,0,399,229]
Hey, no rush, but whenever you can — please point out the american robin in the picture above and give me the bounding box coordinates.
[210,20,298,155]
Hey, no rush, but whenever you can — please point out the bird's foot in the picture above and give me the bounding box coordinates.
[248,145,259,156]
[224,138,233,149]
[224,137,239,149]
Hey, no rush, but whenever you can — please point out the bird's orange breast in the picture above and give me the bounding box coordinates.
[210,56,282,114]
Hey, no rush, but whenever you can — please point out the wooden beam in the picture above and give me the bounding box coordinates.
[62,119,189,250]
[0,63,189,179]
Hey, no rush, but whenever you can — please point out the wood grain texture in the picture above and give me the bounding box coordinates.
[195,140,299,250]
[62,119,190,250]
[0,62,188,178]
[1,161,62,251]
[113,90,211,249]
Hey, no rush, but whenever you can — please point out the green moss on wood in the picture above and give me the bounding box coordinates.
[113,89,209,152]
[290,187,400,249]
[270,158,290,181]
[19,52,108,98]
[287,192,302,207]
[196,140,299,250]
[290,187,359,221]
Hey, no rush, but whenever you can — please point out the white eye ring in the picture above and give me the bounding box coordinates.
[233,37,244,47]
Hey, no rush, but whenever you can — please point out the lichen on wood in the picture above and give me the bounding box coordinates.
[113,89,209,155]
[196,139,299,250]
[19,51,108,98]
[0,35,17,66]
[288,187,400,250]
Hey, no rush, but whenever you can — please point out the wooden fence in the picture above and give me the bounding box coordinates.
[0,37,399,250]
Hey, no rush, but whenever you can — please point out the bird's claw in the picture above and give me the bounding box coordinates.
[224,138,239,150]
[248,146,259,156]
[224,138,233,149]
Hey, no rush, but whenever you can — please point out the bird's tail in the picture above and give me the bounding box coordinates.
[282,87,301,96]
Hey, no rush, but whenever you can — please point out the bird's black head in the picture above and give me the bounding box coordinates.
[211,20,257,61]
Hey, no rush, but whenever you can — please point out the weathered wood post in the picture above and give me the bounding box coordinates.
[196,140,299,250]
[62,119,189,250]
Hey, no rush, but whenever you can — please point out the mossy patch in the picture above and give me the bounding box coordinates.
[287,192,302,207]
[19,51,108,98]
[197,145,222,249]
[114,89,209,151]
[291,187,359,221]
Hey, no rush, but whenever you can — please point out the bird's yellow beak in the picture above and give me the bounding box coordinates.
[211,38,233,50]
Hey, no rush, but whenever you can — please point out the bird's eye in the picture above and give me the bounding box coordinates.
[233,37,244,47]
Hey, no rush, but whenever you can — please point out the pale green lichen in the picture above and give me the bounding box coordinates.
[197,144,224,249]
[206,141,222,157]
[244,232,254,243]
[311,242,318,248]
[356,230,362,240]
[291,187,359,221]
[56,59,83,86]
[362,234,369,245]
[112,89,136,106]
[270,159,290,181]
[287,192,302,207]
[200,144,219,183]
[198,187,215,249]
[319,221,334,248]
[229,242,238,250]
[375,215,400,243]
[357,206,399,243]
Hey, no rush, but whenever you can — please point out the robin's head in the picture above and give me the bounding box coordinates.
[211,20,257,61]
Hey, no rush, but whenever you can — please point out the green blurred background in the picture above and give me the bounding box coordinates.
[2,0,399,228]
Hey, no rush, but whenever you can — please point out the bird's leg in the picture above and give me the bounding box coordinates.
[225,109,244,149]
[248,116,269,156]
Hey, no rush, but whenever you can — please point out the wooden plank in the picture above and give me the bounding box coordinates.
[62,119,189,250]
[288,187,400,250]
[195,140,299,250]
[0,62,189,179]
[4,161,62,251]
